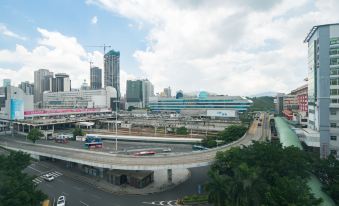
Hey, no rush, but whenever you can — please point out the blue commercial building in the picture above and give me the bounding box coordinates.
[149,92,252,118]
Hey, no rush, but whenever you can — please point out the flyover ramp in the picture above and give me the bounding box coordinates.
[0,119,262,170]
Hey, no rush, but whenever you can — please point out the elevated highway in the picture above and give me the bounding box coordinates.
[0,114,268,170]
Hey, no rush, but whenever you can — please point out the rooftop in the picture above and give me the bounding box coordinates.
[304,23,339,43]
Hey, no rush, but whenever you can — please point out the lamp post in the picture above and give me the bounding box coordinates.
[115,100,118,151]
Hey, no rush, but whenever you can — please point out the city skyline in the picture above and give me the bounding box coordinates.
[1,1,339,96]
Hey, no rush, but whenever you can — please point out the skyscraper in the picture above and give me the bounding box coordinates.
[164,87,172,97]
[304,23,339,158]
[126,80,143,108]
[2,79,11,87]
[104,50,120,100]
[90,67,102,89]
[142,79,154,107]
[34,69,53,105]
[51,73,71,92]
[18,81,34,95]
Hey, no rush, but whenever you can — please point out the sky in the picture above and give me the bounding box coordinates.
[0,0,339,96]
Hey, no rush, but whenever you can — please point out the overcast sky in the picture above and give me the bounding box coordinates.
[1,0,339,96]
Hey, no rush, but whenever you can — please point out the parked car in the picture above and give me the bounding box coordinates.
[56,196,66,206]
[43,174,54,182]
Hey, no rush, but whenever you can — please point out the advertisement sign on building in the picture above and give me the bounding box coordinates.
[206,110,236,117]
[10,99,24,120]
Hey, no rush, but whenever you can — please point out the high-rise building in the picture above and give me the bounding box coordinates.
[142,79,154,107]
[90,67,102,89]
[50,73,71,92]
[164,87,171,97]
[304,23,339,158]
[104,50,120,100]
[126,80,143,108]
[18,81,34,95]
[2,79,11,87]
[34,69,53,105]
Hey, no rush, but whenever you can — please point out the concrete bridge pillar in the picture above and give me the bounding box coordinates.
[167,169,172,183]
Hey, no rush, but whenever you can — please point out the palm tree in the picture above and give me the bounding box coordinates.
[206,170,230,206]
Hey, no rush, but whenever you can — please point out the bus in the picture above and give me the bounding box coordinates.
[134,151,156,156]
[84,135,103,149]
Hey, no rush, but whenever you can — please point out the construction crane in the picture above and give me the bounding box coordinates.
[85,44,112,55]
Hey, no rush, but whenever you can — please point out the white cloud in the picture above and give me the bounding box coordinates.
[0,23,27,40]
[88,0,339,96]
[91,16,98,24]
[0,28,133,95]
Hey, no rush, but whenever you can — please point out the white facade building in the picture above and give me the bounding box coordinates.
[43,86,117,109]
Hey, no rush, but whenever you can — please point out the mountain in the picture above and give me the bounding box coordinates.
[250,91,278,97]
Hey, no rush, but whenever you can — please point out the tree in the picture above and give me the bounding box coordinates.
[72,127,85,140]
[0,151,47,205]
[206,142,322,206]
[127,106,136,111]
[218,125,247,143]
[27,128,44,143]
[176,127,188,135]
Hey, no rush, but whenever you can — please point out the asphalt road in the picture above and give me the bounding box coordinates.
[8,135,193,154]
[25,161,209,206]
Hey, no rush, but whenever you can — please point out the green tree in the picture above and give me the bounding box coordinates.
[27,128,43,143]
[207,142,322,206]
[0,151,47,206]
[218,125,247,143]
[176,127,188,135]
[72,127,85,140]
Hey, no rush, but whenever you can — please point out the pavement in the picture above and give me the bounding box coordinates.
[24,161,210,206]
[36,160,191,195]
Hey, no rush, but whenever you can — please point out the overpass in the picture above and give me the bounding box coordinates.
[0,114,268,171]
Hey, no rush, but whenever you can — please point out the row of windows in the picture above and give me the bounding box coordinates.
[331,99,339,103]
[330,37,339,45]
[330,78,339,85]
[331,68,339,75]
[330,89,339,95]
[330,57,339,66]
[330,48,339,55]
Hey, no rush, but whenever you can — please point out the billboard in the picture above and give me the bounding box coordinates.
[10,99,24,120]
[206,110,236,117]
[24,108,111,116]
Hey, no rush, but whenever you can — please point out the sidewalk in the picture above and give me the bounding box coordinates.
[39,161,191,195]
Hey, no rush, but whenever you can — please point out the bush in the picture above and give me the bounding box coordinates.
[176,127,188,135]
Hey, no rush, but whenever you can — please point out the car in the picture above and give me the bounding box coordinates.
[56,196,66,206]
[162,148,172,152]
[43,174,54,182]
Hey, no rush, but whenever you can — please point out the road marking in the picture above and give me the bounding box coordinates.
[28,165,42,173]
[80,201,89,206]
[90,194,101,199]
[73,186,83,190]
[142,200,177,206]
[62,192,69,196]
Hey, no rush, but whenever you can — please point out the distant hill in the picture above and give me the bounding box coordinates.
[249,96,275,112]
[250,91,277,97]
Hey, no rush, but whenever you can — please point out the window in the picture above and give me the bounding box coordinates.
[331,110,337,115]
[331,89,339,95]
[330,37,339,45]
[331,123,337,128]
[332,99,338,104]
[330,136,337,141]
[330,78,339,85]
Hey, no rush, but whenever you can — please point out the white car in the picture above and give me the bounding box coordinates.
[56,196,66,206]
[162,148,172,152]
[43,174,54,182]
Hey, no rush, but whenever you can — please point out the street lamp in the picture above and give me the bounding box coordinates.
[115,100,118,151]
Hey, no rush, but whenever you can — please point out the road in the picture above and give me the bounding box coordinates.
[17,114,269,206]
[0,116,268,170]
[25,161,209,206]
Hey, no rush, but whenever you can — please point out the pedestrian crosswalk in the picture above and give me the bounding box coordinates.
[142,200,178,206]
[32,171,63,185]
